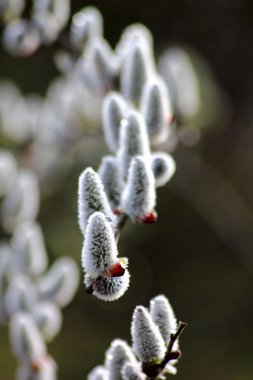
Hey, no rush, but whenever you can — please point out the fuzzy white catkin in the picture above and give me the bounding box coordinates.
[131,306,166,364]
[78,167,114,235]
[151,152,176,188]
[17,355,57,380]
[70,6,103,48]
[2,169,40,233]
[4,275,38,316]
[85,270,130,302]
[10,311,46,364]
[150,295,178,348]
[0,245,12,323]
[87,365,109,380]
[158,48,201,120]
[0,244,11,297]
[3,20,41,56]
[98,156,123,211]
[0,149,17,196]
[121,156,156,222]
[1,0,25,17]
[102,92,129,152]
[32,0,70,43]
[37,257,79,308]
[31,302,62,342]
[105,339,138,380]
[121,362,146,380]
[82,212,118,277]
[116,23,153,62]
[11,222,48,277]
[83,37,119,92]
[120,38,154,104]
[117,111,150,180]
[141,76,173,144]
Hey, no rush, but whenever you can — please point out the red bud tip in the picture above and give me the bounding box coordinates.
[169,114,176,125]
[169,350,181,360]
[113,208,121,215]
[138,211,157,224]
[108,262,125,277]
[31,361,42,373]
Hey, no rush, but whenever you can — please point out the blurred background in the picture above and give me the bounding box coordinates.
[1,0,253,379]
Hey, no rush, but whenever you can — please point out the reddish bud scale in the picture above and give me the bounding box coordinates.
[169,114,176,125]
[31,360,42,373]
[169,350,181,360]
[113,208,122,215]
[108,262,125,277]
[138,211,157,224]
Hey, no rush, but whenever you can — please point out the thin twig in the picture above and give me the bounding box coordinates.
[166,321,187,360]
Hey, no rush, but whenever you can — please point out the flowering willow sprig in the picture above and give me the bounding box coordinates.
[87,294,186,379]
[77,14,176,301]
[0,149,79,380]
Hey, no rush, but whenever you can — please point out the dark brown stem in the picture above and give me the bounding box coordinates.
[166,321,187,361]
[114,213,128,243]
[143,321,187,379]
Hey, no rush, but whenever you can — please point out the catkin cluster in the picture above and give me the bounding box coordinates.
[88,295,183,380]
[0,4,190,379]
[77,9,176,301]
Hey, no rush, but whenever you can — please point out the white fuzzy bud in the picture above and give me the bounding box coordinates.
[0,149,17,197]
[0,245,12,322]
[30,302,62,342]
[87,365,109,380]
[4,275,38,316]
[85,270,130,302]
[37,257,79,308]
[151,152,176,188]
[17,355,57,380]
[150,295,178,347]
[1,169,40,233]
[121,156,156,223]
[120,39,154,104]
[131,306,166,364]
[3,20,41,56]
[11,222,48,277]
[32,0,70,43]
[116,23,153,61]
[83,38,119,92]
[117,111,150,180]
[141,76,173,144]
[0,0,25,19]
[102,92,129,152]
[10,311,46,364]
[158,48,201,120]
[0,244,11,297]
[70,6,103,48]
[98,156,123,211]
[82,212,119,277]
[121,363,146,380]
[105,339,137,380]
[78,167,114,235]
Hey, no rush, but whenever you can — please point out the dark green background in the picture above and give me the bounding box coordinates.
[1,1,253,379]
